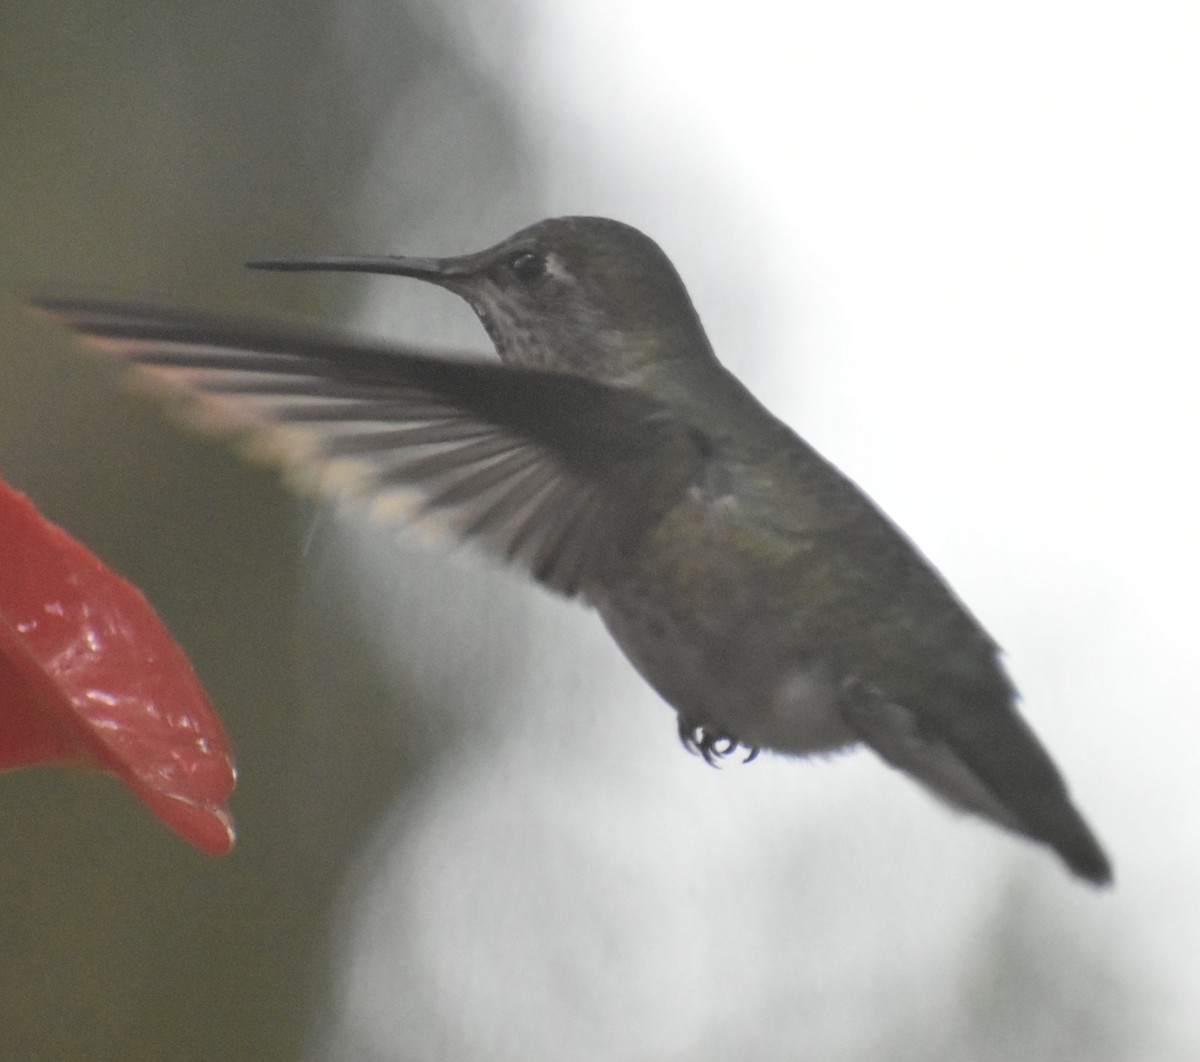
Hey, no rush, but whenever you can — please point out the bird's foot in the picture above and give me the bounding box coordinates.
[678,717,760,766]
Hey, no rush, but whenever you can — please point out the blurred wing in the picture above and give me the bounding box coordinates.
[33,296,705,597]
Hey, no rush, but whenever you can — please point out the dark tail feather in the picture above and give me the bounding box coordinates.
[842,685,1113,885]
[1026,793,1113,886]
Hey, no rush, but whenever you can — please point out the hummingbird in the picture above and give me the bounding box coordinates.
[32,216,1112,884]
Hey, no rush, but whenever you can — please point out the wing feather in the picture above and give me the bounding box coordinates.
[32,296,706,598]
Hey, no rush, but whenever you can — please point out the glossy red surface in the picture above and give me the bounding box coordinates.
[0,479,236,854]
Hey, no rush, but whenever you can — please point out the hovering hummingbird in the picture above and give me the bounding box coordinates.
[33,216,1111,884]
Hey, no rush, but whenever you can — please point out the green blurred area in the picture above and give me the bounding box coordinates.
[0,2,522,1056]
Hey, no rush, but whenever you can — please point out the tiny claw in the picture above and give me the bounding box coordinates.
[677,721,706,760]
[700,735,723,767]
[677,718,755,767]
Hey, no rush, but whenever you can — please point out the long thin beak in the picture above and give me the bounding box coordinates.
[246,254,476,286]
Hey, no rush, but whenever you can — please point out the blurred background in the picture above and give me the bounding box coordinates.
[2,1,1198,1058]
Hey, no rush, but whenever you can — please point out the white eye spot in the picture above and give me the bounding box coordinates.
[543,252,571,280]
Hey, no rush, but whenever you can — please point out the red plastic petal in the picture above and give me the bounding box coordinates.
[0,479,236,854]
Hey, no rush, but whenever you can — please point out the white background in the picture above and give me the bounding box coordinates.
[314,2,1200,1058]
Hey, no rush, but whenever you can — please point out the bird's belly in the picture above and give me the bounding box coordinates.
[590,483,860,756]
[598,598,856,758]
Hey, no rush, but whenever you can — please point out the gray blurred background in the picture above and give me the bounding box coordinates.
[2,1,1198,1059]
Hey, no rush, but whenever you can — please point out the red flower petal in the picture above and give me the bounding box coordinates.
[0,478,236,854]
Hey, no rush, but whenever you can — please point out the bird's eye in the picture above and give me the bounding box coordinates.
[509,251,545,282]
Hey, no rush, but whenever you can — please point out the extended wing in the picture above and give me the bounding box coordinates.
[33,297,705,598]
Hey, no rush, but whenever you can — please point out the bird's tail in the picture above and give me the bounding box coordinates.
[842,687,1112,885]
